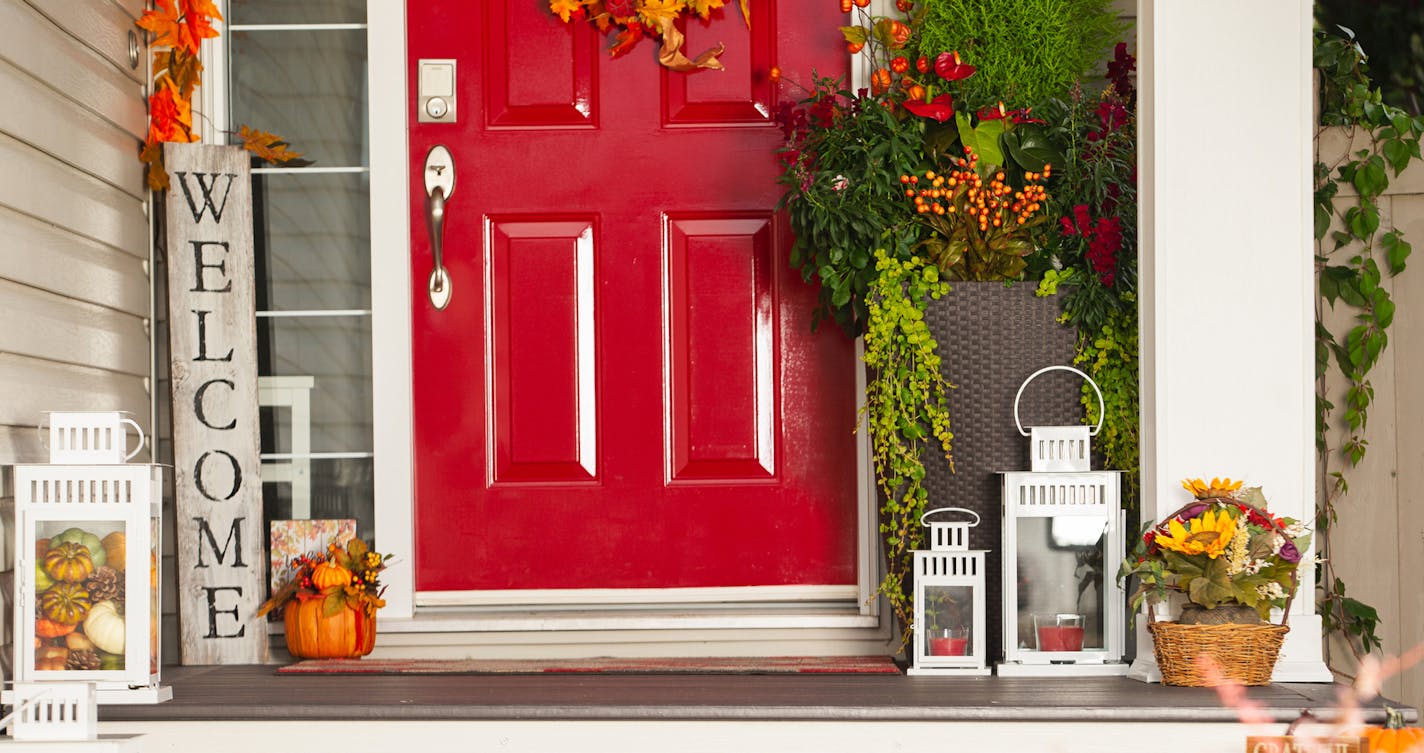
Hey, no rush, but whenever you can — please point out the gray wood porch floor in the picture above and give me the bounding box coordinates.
[99,665,1412,724]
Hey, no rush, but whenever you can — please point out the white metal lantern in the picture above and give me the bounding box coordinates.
[909,508,990,676]
[10,411,169,703]
[998,367,1128,677]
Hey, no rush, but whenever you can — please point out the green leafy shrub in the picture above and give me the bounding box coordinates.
[916,0,1127,108]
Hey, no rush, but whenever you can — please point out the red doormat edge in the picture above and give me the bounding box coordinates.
[277,655,902,676]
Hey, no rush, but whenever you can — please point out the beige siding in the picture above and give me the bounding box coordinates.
[1318,127,1424,714]
[0,0,150,462]
[0,0,150,676]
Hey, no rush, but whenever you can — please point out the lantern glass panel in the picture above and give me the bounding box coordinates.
[34,519,127,672]
[1013,516,1107,652]
[149,515,161,674]
[922,584,974,658]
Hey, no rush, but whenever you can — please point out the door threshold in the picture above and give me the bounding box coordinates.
[378,605,881,634]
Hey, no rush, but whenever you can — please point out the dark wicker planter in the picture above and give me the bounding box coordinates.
[919,281,1080,663]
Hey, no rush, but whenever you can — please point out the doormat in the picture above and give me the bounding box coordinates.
[277,655,901,675]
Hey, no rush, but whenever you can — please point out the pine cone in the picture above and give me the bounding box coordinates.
[85,567,122,603]
[66,649,100,671]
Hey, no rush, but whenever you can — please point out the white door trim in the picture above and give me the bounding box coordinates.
[369,0,416,619]
[369,1,879,627]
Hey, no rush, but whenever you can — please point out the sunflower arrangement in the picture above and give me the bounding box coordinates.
[1118,477,1311,621]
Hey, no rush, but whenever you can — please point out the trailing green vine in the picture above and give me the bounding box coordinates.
[1074,303,1140,507]
[1313,26,1424,665]
[862,248,954,642]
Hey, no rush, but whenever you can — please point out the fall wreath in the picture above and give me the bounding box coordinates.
[548,0,752,71]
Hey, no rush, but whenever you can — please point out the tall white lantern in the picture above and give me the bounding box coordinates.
[10,412,169,703]
[909,508,990,676]
[998,368,1128,677]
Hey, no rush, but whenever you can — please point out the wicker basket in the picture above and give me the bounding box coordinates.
[1148,621,1289,686]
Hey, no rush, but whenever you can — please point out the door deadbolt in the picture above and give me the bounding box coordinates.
[418,59,457,124]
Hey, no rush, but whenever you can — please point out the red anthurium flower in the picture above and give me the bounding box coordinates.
[899,93,956,123]
[1006,107,1044,125]
[903,93,955,123]
[976,102,1007,121]
[934,51,976,81]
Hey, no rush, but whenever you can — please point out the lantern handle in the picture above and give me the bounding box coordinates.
[1014,365,1105,437]
[920,507,981,528]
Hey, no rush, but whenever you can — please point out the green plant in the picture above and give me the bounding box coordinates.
[900,149,1052,280]
[916,0,1127,108]
[776,79,926,336]
[862,248,953,642]
[1032,43,1141,512]
[1313,26,1424,664]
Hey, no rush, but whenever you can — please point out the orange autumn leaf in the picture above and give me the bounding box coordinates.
[686,0,726,19]
[236,125,312,167]
[609,25,643,57]
[136,2,184,50]
[139,139,169,192]
[181,0,223,22]
[147,85,196,144]
[153,49,204,100]
[179,3,221,53]
[549,0,583,23]
[637,0,684,27]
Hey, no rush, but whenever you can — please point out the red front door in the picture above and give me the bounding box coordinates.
[408,1,856,595]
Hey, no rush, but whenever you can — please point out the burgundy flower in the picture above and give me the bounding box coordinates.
[1086,216,1122,287]
[904,93,955,123]
[934,51,976,82]
[1279,540,1301,564]
[605,0,636,17]
[1106,42,1136,103]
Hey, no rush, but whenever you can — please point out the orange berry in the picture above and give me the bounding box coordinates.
[841,0,853,10]
[848,41,865,54]
[900,175,910,184]
[769,67,781,82]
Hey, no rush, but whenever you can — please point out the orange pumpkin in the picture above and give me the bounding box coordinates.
[35,618,75,639]
[311,561,353,590]
[39,582,92,625]
[283,598,376,659]
[43,542,95,583]
[1365,708,1424,753]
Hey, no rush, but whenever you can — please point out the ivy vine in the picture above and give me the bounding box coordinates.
[1313,26,1424,665]
[862,248,954,642]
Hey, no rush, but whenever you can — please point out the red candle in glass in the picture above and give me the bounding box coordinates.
[1035,625,1085,652]
[929,635,969,656]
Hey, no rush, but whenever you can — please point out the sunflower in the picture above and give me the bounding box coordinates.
[1181,477,1243,500]
[1155,508,1237,559]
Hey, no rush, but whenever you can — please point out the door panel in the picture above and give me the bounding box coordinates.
[409,0,856,595]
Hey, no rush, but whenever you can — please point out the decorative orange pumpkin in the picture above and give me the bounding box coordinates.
[43,542,95,584]
[101,531,127,569]
[311,561,352,590]
[35,618,75,639]
[39,582,92,625]
[283,598,376,659]
[1365,707,1424,753]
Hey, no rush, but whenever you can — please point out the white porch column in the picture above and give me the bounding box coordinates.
[1130,0,1332,682]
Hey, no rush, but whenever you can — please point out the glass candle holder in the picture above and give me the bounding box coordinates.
[1033,613,1085,652]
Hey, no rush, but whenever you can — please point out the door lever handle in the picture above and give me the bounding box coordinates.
[424,145,456,310]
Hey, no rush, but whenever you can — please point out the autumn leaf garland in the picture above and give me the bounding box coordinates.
[136,0,308,191]
[549,0,752,71]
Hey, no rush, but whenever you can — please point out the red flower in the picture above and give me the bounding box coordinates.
[1085,216,1122,287]
[934,51,976,81]
[903,93,955,123]
[976,102,1007,121]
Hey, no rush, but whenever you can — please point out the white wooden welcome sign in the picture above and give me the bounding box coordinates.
[164,144,269,664]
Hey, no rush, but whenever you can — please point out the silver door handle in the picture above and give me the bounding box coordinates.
[424,145,455,310]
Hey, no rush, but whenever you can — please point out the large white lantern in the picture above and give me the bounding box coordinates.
[909,508,990,676]
[998,368,1128,677]
[10,412,169,703]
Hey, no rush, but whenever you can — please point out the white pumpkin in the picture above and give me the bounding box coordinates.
[83,600,125,655]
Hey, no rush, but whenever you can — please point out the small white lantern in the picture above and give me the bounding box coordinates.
[10,412,169,703]
[909,508,990,676]
[999,367,1128,677]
